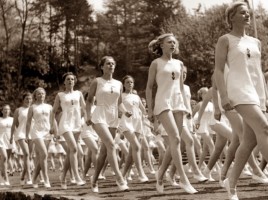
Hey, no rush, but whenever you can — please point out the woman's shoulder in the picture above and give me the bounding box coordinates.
[218,34,230,43]
[246,35,260,44]
[44,103,53,109]
[113,78,122,85]
[172,59,183,65]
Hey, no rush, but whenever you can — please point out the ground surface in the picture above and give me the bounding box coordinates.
[1,166,268,200]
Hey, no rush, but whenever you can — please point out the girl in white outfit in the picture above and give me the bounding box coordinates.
[10,92,33,186]
[193,87,216,169]
[26,87,53,188]
[0,105,13,185]
[86,56,129,193]
[53,72,86,189]
[146,33,197,194]
[214,2,268,200]
[119,75,149,182]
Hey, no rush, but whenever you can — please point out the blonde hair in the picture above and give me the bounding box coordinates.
[148,33,179,56]
[197,87,208,100]
[225,1,248,29]
[32,87,46,101]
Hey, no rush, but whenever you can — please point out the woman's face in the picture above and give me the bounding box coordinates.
[102,58,115,75]
[161,36,177,54]
[124,77,134,92]
[64,75,75,88]
[35,89,46,102]
[2,105,10,117]
[141,99,146,107]
[23,95,33,107]
[231,5,250,27]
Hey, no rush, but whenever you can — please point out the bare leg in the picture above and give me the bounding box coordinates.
[92,125,125,187]
[18,139,32,183]
[157,111,196,193]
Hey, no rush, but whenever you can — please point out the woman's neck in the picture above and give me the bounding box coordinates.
[230,26,246,37]
[65,87,74,93]
[35,101,44,105]
[161,53,173,60]
[102,74,113,81]
[124,89,132,94]
[2,115,8,118]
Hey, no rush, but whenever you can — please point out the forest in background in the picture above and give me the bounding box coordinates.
[1,0,268,108]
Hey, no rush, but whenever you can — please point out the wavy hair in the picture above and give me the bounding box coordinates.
[225,1,248,29]
[148,33,179,56]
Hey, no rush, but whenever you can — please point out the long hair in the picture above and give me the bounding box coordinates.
[148,33,179,56]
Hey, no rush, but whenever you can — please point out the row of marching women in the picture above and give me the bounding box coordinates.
[0,2,268,200]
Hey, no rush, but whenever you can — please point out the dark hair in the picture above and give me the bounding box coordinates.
[22,92,32,101]
[98,56,116,74]
[122,75,134,92]
[62,72,77,83]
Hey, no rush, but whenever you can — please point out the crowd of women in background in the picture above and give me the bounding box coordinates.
[0,2,268,200]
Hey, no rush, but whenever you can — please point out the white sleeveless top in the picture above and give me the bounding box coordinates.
[14,107,29,141]
[58,90,82,134]
[119,93,143,134]
[226,34,266,110]
[0,117,13,148]
[154,58,186,115]
[30,103,52,140]
[91,77,122,127]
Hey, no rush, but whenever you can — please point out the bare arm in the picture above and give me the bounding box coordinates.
[118,86,132,118]
[196,88,212,128]
[192,102,201,118]
[10,108,19,143]
[138,97,147,115]
[212,75,222,120]
[86,79,97,124]
[180,62,188,114]
[146,60,157,120]
[184,85,192,117]
[79,91,87,120]
[25,106,33,140]
[214,35,233,111]
[52,94,61,130]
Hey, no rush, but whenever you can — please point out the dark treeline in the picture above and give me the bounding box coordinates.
[1,0,268,107]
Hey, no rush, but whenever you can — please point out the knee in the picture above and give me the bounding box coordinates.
[185,137,194,147]
[1,155,7,162]
[69,146,78,154]
[24,152,29,157]
[169,135,181,146]
[132,143,141,152]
